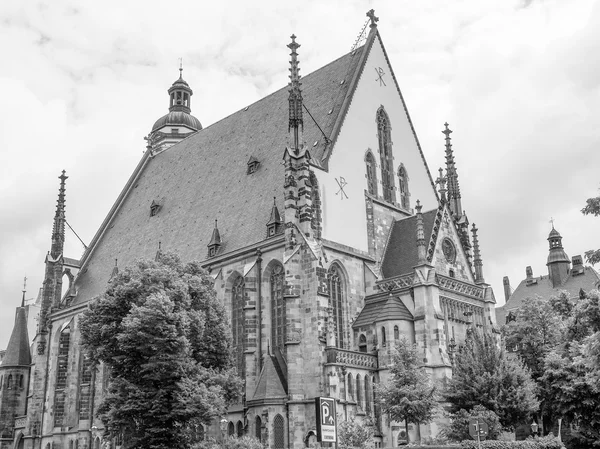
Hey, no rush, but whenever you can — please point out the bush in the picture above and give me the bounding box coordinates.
[440,405,502,442]
[193,436,264,449]
[460,435,564,449]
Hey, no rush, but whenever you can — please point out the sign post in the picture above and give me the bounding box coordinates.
[469,417,488,449]
[315,397,337,445]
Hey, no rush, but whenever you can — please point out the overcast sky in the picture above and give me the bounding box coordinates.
[1,0,599,347]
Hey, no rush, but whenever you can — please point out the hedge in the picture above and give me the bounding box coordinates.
[461,435,564,449]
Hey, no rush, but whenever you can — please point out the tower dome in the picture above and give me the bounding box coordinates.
[149,66,202,151]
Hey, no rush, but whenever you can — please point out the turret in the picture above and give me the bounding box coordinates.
[546,225,570,288]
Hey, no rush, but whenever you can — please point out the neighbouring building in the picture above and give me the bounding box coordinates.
[0,11,498,449]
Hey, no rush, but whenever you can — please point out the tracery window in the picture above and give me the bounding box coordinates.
[255,416,262,440]
[237,420,244,437]
[398,164,410,209]
[365,151,378,196]
[228,422,235,437]
[274,414,285,448]
[54,325,71,426]
[270,264,285,357]
[347,373,354,400]
[328,265,346,348]
[231,276,245,377]
[376,107,396,203]
[79,355,94,420]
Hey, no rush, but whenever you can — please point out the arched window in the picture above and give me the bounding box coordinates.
[94,438,100,449]
[394,325,400,341]
[231,275,245,377]
[7,375,13,389]
[255,416,262,440]
[274,414,285,448]
[347,373,354,400]
[228,421,235,437]
[54,325,71,426]
[381,327,387,346]
[237,420,244,437]
[398,164,410,209]
[19,374,23,388]
[365,151,378,196]
[0,375,3,390]
[270,264,285,357]
[328,265,346,348]
[365,376,372,415]
[376,107,396,203]
[356,374,363,409]
[358,334,367,353]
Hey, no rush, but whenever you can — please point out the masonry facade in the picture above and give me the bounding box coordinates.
[1,12,498,449]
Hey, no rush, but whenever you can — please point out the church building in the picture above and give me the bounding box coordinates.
[0,11,497,449]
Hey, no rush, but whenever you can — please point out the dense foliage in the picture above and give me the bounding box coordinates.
[193,436,264,449]
[375,338,439,443]
[337,416,374,449]
[461,435,564,449]
[80,252,242,449]
[581,189,600,265]
[441,405,502,442]
[445,330,539,429]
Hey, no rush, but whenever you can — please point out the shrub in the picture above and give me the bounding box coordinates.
[440,405,502,442]
[193,436,264,449]
[460,435,564,449]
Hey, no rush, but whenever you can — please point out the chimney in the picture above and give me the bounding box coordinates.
[503,276,511,302]
[572,255,584,276]
[525,266,537,286]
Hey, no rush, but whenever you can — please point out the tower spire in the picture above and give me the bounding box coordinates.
[51,170,68,259]
[472,223,484,283]
[287,34,303,154]
[443,123,462,217]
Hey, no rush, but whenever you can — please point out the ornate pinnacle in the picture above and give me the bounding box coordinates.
[472,223,484,283]
[366,9,379,28]
[287,34,303,152]
[51,170,68,258]
[442,122,462,216]
[416,200,426,263]
[436,167,447,203]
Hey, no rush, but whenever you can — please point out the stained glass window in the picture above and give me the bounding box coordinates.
[270,264,285,357]
[328,265,345,348]
[231,276,245,377]
[376,107,396,203]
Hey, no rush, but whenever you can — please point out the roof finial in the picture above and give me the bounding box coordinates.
[443,123,463,217]
[287,34,303,154]
[179,57,183,79]
[366,9,379,28]
[549,217,555,229]
[416,200,427,264]
[21,276,27,307]
[472,223,485,284]
[435,167,447,203]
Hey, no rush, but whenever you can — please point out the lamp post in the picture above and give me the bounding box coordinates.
[530,421,538,438]
[220,418,228,443]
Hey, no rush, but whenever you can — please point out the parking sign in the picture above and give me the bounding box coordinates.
[315,397,337,442]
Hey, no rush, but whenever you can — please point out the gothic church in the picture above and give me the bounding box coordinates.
[0,11,497,449]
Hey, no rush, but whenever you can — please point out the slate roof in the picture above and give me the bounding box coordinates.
[381,209,437,278]
[251,355,288,401]
[2,307,31,366]
[73,43,367,303]
[353,296,413,328]
[496,266,600,324]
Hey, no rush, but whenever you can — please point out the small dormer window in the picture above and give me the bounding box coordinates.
[449,269,455,278]
[150,200,161,217]
[208,246,217,257]
[267,224,277,237]
[247,156,260,174]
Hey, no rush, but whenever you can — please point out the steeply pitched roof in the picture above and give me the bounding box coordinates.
[251,355,288,401]
[381,209,437,278]
[497,266,600,323]
[353,296,413,328]
[74,44,368,303]
[2,307,31,367]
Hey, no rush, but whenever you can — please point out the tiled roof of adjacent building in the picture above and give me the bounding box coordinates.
[381,209,437,278]
[496,266,600,324]
[73,43,367,304]
[2,307,31,367]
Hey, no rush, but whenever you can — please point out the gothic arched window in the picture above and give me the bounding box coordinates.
[365,151,377,196]
[228,421,235,437]
[358,334,367,353]
[347,373,354,400]
[270,264,285,357]
[398,164,410,209]
[231,276,245,377]
[365,375,372,415]
[237,420,244,437]
[394,325,400,341]
[255,416,262,440]
[328,265,346,348]
[381,327,387,346]
[274,414,285,448]
[376,107,396,203]
[356,374,363,409]
[54,325,71,426]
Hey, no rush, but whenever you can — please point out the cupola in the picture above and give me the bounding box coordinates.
[148,64,202,152]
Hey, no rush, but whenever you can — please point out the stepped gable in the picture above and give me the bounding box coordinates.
[353,296,413,328]
[381,209,437,278]
[2,307,31,367]
[74,45,366,303]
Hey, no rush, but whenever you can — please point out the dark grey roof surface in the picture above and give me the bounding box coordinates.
[74,45,366,303]
[381,209,437,278]
[353,296,413,328]
[497,266,600,323]
[2,308,31,366]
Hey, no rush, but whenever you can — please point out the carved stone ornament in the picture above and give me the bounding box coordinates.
[37,339,46,355]
[442,238,456,263]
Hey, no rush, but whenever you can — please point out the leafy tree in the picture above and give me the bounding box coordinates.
[375,338,439,443]
[80,252,242,449]
[193,436,264,449]
[337,416,374,449]
[440,405,502,442]
[581,189,600,265]
[445,329,539,429]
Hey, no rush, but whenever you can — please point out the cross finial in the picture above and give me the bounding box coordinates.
[442,122,452,139]
[549,217,555,229]
[179,58,183,78]
[366,9,379,27]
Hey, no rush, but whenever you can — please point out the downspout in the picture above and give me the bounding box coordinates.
[256,249,263,372]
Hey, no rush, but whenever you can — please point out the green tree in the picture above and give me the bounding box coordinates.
[440,405,502,442]
[80,253,242,449]
[375,338,439,443]
[445,330,539,429]
[581,189,600,265]
[193,436,264,449]
[337,416,374,449]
